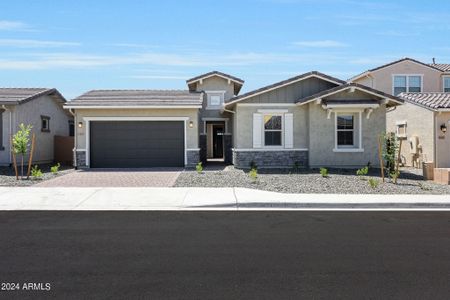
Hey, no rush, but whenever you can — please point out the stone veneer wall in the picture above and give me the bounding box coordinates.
[233,150,308,169]
[199,134,207,164]
[75,150,87,168]
[224,134,233,164]
[186,149,200,168]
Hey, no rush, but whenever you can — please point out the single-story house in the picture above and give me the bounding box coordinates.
[387,92,450,168]
[0,88,73,166]
[65,71,404,169]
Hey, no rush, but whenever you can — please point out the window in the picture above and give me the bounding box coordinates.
[41,116,50,132]
[336,115,354,146]
[206,91,225,109]
[396,121,407,138]
[444,77,450,92]
[393,75,422,95]
[264,115,282,146]
[68,120,74,137]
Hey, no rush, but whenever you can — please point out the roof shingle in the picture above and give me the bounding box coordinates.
[66,90,203,107]
[399,92,450,110]
[0,88,66,105]
[429,63,450,72]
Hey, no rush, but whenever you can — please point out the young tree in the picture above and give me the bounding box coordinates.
[12,123,33,179]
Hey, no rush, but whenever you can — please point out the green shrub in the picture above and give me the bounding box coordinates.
[249,168,258,182]
[368,178,379,189]
[31,165,43,180]
[418,182,432,191]
[356,166,369,179]
[390,170,400,184]
[319,167,328,178]
[196,162,203,174]
[51,163,60,174]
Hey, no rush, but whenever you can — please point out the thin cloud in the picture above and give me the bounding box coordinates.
[0,39,81,48]
[126,75,188,80]
[0,20,29,31]
[293,40,348,48]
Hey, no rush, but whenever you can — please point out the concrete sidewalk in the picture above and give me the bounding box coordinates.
[0,187,450,210]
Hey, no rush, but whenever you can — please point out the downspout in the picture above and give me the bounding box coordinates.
[68,108,77,168]
[2,105,12,165]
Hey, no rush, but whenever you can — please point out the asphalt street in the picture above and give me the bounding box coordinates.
[0,211,450,299]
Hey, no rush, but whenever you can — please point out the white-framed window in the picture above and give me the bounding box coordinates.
[396,121,407,138]
[444,76,450,92]
[41,115,50,132]
[263,114,283,147]
[206,91,225,109]
[393,75,423,95]
[334,111,363,152]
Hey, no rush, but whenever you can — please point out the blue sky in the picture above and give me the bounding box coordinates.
[1,0,449,99]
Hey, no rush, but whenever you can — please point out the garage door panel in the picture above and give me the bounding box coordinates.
[90,121,185,168]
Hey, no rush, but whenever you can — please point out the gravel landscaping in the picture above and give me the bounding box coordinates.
[0,164,74,187]
[175,166,450,194]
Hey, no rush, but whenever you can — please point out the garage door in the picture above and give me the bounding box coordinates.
[90,121,185,168]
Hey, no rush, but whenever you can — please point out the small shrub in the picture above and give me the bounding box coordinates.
[31,165,43,180]
[368,178,379,189]
[195,162,203,174]
[292,161,301,173]
[51,162,60,174]
[356,166,369,179]
[319,167,328,178]
[249,160,258,170]
[249,168,258,182]
[418,182,432,191]
[390,170,400,184]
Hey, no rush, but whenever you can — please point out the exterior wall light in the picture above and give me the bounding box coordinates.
[441,124,447,134]
[78,122,83,128]
[189,121,194,128]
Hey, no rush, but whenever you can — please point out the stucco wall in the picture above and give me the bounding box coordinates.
[74,108,199,149]
[435,112,450,168]
[10,95,71,164]
[0,109,12,165]
[234,104,308,149]
[386,102,435,166]
[308,102,386,168]
[353,60,443,94]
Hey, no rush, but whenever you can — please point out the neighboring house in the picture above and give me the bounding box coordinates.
[350,58,450,168]
[0,88,73,166]
[65,71,403,169]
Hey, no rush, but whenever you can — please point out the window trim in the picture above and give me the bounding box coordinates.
[41,115,50,132]
[392,74,423,95]
[205,90,226,110]
[262,113,284,148]
[395,120,407,139]
[333,111,363,152]
[443,76,450,93]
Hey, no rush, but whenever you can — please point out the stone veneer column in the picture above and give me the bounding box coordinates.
[186,149,200,168]
[223,134,233,164]
[199,134,207,164]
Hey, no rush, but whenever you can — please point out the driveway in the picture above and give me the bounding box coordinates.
[34,168,182,187]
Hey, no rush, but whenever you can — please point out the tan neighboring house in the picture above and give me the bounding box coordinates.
[350,58,450,168]
[0,88,73,166]
[65,71,403,169]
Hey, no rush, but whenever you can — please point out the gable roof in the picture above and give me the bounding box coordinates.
[296,83,404,106]
[65,90,203,108]
[186,71,244,95]
[0,88,66,105]
[349,58,443,82]
[429,63,450,72]
[399,92,450,110]
[225,71,346,106]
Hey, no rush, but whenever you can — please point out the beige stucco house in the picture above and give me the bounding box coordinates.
[350,58,450,168]
[65,71,403,169]
[0,88,73,166]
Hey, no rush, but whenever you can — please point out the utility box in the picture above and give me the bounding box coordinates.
[433,168,450,185]
[422,162,435,180]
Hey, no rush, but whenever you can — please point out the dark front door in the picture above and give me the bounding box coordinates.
[90,121,184,168]
[212,125,224,158]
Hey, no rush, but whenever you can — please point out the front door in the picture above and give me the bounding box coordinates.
[212,125,224,158]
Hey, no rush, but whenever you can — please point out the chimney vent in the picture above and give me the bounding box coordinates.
[432,57,436,64]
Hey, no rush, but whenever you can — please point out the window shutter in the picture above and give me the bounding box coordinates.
[284,113,293,148]
[253,113,262,148]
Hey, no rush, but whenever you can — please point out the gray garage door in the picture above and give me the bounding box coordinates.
[90,121,185,168]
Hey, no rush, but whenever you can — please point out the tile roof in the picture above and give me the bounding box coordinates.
[429,63,450,72]
[226,71,346,105]
[296,83,404,105]
[399,92,450,110]
[0,88,66,105]
[66,90,203,107]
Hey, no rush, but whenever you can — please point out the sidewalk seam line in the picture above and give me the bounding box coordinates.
[72,188,102,209]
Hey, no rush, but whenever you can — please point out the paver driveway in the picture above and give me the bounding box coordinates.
[35,168,182,187]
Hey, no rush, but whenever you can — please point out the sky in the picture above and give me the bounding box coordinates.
[1,0,450,99]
